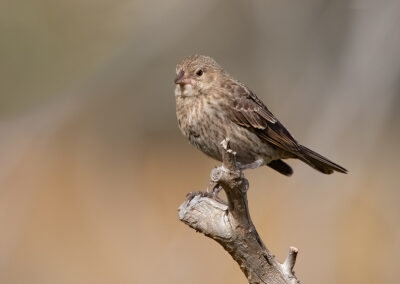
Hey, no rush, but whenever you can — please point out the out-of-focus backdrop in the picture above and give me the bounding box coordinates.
[1,1,399,283]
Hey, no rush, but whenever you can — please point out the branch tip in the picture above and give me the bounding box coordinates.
[282,246,298,276]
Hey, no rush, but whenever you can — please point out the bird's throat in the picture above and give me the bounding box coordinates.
[175,84,195,97]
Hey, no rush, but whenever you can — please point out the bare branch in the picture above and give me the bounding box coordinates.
[178,139,300,284]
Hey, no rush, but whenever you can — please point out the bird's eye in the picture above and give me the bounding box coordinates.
[196,69,203,76]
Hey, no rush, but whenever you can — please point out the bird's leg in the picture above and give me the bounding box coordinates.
[208,176,223,195]
[237,159,264,170]
[207,166,228,205]
[211,184,227,204]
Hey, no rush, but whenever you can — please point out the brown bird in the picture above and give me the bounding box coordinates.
[174,55,347,176]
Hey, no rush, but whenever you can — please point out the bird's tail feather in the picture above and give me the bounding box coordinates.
[267,160,293,176]
[298,145,347,174]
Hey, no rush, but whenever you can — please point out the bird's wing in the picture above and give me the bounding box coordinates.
[229,84,300,154]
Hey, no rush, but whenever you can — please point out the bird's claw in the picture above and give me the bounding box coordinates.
[206,181,226,204]
[211,184,227,204]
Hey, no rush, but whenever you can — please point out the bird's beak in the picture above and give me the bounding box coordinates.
[174,70,190,85]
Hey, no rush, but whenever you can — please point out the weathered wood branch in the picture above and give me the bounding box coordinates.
[178,139,300,284]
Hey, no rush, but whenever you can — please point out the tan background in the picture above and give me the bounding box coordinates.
[1,0,399,283]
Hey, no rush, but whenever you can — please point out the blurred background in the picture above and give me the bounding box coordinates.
[1,0,399,283]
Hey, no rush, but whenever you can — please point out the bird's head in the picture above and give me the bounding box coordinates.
[175,54,223,96]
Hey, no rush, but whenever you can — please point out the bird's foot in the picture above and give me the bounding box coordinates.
[212,184,227,204]
[207,180,227,205]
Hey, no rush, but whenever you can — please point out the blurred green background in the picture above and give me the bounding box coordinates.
[1,0,399,283]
